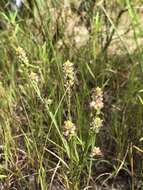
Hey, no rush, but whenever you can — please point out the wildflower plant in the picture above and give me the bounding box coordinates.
[87,87,104,185]
[16,46,41,84]
[62,60,75,132]
[16,46,30,81]
[63,60,75,119]
[62,60,80,164]
[89,87,104,150]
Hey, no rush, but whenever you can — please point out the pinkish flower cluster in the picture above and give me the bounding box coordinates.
[90,87,104,111]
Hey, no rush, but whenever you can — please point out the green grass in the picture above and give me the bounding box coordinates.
[0,0,143,189]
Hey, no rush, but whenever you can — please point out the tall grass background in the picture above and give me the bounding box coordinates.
[0,0,143,189]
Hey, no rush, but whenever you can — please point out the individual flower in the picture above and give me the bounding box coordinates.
[89,101,97,109]
[90,146,102,157]
[63,120,76,137]
[29,71,40,82]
